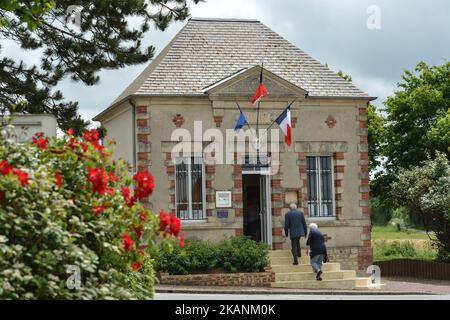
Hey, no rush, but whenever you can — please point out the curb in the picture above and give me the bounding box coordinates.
[155,285,436,296]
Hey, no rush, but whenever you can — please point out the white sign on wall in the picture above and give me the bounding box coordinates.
[215,191,232,208]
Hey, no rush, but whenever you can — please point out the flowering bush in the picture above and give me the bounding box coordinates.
[0,124,183,299]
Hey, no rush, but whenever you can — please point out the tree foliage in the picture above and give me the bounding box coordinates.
[0,0,201,132]
[391,152,450,262]
[372,61,450,207]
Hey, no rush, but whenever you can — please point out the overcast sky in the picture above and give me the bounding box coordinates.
[4,0,450,124]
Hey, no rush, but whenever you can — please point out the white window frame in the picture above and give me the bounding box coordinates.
[306,155,336,218]
[174,156,206,221]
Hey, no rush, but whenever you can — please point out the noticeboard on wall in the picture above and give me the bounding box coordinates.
[215,191,232,208]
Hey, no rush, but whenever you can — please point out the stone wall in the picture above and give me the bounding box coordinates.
[159,271,275,287]
[326,247,359,271]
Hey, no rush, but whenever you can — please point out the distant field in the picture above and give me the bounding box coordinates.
[372,225,431,240]
[372,225,438,261]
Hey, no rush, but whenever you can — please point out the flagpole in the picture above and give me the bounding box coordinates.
[266,98,297,131]
[259,98,297,142]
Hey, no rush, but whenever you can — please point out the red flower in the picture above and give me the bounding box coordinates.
[159,210,181,237]
[138,245,146,255]
[67,128,74,136]
[131,261,142,271]
[121,185,135,207]
[55,173,63,188]
[159,209,171,233]
[107,187,115,195]
[179,234,185,248]
[68,137,78,150]
[87,167,107,194]
[133,170,155,200]
[32,132,48,150]
[14,169,29,186]
[122,232,134,252]
[0,160,13,175]
[84,129,104,152]
[139,212,147,223]
[94,205,105,216]
[169,213,181,237]
[84,129,99,143]
[80,142,88,152]
[133,226,142,239]
[108,171,118,182]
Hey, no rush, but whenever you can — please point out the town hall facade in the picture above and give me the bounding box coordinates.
[94,18,375,271]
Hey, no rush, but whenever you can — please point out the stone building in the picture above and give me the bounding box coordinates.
[93,18,375,271]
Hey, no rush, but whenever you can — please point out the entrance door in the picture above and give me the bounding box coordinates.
[242,174,272,246]
[259,174,272,246]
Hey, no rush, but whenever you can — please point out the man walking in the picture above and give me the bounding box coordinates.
[284,203,308,265]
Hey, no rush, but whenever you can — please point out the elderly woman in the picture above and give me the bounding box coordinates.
[306,223,327,281]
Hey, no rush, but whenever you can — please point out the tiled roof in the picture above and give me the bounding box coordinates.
[100,18,372,118]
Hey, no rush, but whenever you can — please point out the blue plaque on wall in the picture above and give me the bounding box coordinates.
[217,210,228,218]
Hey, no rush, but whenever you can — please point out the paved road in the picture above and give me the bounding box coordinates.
[155,293,450,300]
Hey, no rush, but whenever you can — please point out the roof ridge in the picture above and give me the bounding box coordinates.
[189,17,259,23]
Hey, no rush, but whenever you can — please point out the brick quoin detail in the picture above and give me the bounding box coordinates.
[232,193,242,202]
[138,152,148,160]
[272,208,282,216]
[213,116,223,128]
[272,227,283,236]
[205,165,216,174]
[166,165,175,174]
[136,119,148,127]
[137,134,148,143]
[137,106,147,114]
[235,228,244,236]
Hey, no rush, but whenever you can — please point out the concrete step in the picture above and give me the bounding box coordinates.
[275,270,356,282]
[270,262,341,273]
[271,277,372,289]
[269,256,310,265]
[269,250,307,258]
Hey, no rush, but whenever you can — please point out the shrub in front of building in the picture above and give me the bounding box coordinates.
[0,125,183,299]
[154,236,269,275]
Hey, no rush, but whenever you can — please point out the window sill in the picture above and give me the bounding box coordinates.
[181,219,208,224]
[307,216,337,221]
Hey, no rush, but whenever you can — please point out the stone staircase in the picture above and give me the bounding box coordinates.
[269,250,372,289]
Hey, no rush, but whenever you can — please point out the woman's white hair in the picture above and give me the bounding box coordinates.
[289,202,297,210]
[309,223,318,230]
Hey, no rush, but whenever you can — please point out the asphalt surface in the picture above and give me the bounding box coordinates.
[155,293,450,300]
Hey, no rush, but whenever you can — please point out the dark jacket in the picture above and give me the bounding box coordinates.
[306,229,327,257]
[284,210,307,239]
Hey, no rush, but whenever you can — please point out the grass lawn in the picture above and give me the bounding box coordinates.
[372,225,431,240]
[372,225,438,262]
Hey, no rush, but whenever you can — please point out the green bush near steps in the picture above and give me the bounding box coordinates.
[153,236,270,275]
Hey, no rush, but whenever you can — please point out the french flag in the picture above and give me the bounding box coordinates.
[275,105,292,147]
[251,66,268,105]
